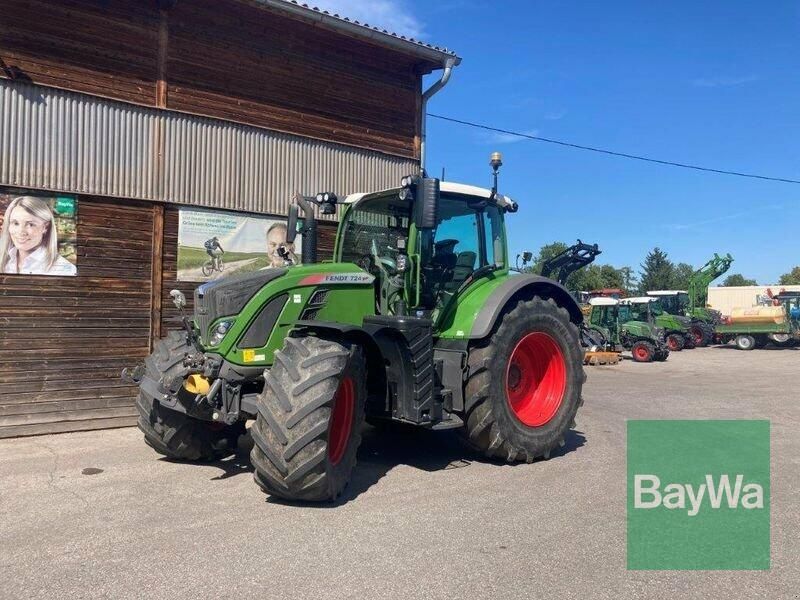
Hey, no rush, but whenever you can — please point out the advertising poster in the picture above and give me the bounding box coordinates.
[177,207,301,282]
[0,192,78,276]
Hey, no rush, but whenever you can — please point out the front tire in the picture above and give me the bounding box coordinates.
[461,297,585,463]
[136,331,243,460]
[250,337,366,502]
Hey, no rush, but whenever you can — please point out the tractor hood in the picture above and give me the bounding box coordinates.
[194,268,288,342]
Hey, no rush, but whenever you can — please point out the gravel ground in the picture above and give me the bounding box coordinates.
[1,346,797,599]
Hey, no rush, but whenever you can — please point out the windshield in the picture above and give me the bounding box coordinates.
[649,301,664,316]
[338,194,410,266]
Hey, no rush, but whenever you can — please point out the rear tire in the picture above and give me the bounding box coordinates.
[136,331,243,460]
[735,335,756,351]
[631,341,655,362]
[461,297,585,463]
[690,323,713,347]
[666,333,685,352]
[251,337,366,502]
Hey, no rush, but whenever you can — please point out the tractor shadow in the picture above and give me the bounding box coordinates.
[169,424,587,506]
[264,425,587,507]
[710,344,800,351]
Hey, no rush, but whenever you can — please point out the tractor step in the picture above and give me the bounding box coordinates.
[430,414,465,430]
[583,351,621,366]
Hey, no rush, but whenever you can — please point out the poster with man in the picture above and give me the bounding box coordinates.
[0,192,78,276]
[177,207,301,281]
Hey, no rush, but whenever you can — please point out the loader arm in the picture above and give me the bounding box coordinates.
[687,253,734,311]
[540,240,601,285]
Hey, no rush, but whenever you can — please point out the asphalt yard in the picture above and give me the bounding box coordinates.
[1,346,797,599]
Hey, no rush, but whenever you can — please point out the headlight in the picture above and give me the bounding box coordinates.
[209,320,233,346]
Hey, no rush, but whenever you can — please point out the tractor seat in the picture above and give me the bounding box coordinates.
[444,251,477,293]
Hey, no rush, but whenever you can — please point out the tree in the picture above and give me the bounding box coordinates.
[638,248,675,292]
[619,266,637,295]
[778,267,800,285]
[722,274,757,287]
[671,262,695,290]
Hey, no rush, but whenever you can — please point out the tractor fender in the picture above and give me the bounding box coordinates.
[470,275,583,339]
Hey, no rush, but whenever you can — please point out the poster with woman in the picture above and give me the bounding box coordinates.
[0,193,78,276]
[177,207,301,282]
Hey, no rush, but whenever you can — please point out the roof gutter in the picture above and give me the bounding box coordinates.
[420,56,457,175]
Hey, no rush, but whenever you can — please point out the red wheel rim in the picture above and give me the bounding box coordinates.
[692,328,703,344]
[634,346,649,360]
[667,336,679,351]
[328,376,354,466]
[505,332,567,427]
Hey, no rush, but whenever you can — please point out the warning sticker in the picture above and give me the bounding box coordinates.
[242,349,255,362]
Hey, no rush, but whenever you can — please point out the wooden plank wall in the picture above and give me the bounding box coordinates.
[0,0,159,106]
[0,0,423,158]
[167,0,420,157]
[0,198,155,437]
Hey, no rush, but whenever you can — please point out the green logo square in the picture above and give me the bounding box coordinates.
[627,420,770,570]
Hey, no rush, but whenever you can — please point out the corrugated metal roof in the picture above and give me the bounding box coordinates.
[255,0,461,67]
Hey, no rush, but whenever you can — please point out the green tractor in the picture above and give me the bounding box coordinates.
[621,297,695,352]
[125,163,586,502]
[646,253,733,347]
[585,298,669,362]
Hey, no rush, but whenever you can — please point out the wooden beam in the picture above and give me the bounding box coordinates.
[150,203,165,349]
[156,8,169,108]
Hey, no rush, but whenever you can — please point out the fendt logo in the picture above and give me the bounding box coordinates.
[634,474,765,517]
[627,420,770,570]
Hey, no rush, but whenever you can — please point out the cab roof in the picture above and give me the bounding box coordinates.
[621,297,658,304]
[589,297,618,306]
[647,290,687,296]
[344,181,516,210]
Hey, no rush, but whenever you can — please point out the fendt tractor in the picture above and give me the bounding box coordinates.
[585,297,669,362]
[647,253,734,346]
[620,297,695,352]
[125,157,586,502]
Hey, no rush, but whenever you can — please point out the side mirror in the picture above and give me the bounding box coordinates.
[522,251,533,262]
[169,289,186,310]
[413,177,440,230]
[286,204,298,244]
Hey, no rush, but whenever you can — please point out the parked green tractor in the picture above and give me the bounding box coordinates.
[620,297,695,352]
[646,252,733,346]
[585,298,669,362]
[125,162,586,502]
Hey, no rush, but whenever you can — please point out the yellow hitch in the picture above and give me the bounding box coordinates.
[184,374,211,395]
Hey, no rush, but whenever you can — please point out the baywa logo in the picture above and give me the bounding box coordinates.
[627,420,770,570]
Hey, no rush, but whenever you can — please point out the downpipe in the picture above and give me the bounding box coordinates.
[420,56,457,175]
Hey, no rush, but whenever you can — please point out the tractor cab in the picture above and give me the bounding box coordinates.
[336,180,513,321]
[646,290,688,316]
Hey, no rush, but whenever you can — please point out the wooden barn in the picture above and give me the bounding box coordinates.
[0,0,459,437]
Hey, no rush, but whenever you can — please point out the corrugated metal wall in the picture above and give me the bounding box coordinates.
[708,285,800,316]
[0,80,416,218]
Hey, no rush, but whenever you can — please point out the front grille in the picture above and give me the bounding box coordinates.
[194,268,287,342]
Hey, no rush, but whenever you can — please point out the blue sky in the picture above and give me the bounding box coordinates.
[315,1,800,284]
